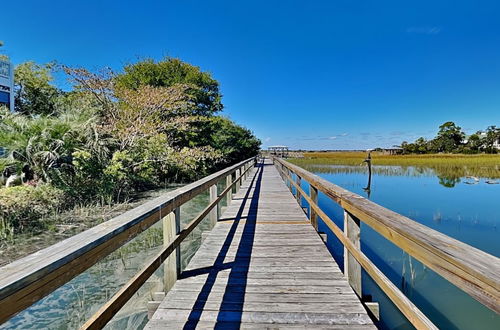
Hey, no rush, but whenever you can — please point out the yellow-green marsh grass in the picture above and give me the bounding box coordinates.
[290,152,500,179]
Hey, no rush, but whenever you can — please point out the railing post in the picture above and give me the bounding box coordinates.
[209,184,218,227]
[310,185,318,230]
[163,207,181,292]
[226,174,233,205]
[236,168,241,191]
[344,210,362,297]
[295,175,302,205]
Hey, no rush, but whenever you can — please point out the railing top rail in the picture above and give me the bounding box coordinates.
[272,156,500,314]
[0,157,255,307]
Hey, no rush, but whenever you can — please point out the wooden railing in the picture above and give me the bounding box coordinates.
[0,157,257,328]
[272,156,500,330]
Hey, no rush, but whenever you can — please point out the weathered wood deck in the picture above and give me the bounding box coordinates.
[146,159,375,329]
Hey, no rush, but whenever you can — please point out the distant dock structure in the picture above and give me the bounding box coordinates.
[268,145,289,158]
[380,147,403,155]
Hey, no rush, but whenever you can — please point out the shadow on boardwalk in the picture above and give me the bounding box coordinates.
[179,162,264,329]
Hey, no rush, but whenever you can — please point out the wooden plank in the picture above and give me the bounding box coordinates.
[157,291,359,303]
[151,309,373,325]
[159,300,367,314]
[146,320,376,329]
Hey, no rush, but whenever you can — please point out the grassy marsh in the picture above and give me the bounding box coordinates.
[290,152,500,179]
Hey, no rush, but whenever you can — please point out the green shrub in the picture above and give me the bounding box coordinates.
[0,184,65,238]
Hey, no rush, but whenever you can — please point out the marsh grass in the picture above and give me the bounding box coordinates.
[290,152,500,179]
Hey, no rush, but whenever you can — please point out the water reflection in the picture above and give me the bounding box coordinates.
[437,176,461,188]
[303,163,500,189]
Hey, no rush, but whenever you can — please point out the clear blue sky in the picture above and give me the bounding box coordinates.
[2,0,500,149]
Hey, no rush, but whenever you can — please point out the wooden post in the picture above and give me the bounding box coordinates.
[310,186,318,230]
[209,184,218,227]
[230,172,235,194]
[295,175,302,205]
[163,208,180,292]
[236,168,241,191]
[226,174,233,205]
[344,210,362,297]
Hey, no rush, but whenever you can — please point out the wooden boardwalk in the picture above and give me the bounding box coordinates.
[146,159,375,329]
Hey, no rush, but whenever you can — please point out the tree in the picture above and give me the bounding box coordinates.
[205,117,261,165]
[114,58,223,116]
[432,121,465,153]
[483,126,500,153]
[14,62,60,116]
[414,137,429,154]
[464,133,482,153]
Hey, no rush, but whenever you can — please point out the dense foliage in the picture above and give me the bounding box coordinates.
[0,57,260,235]
[400,122,500,154]
[115,58,223,115]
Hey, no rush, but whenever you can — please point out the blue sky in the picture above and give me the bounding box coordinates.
[2,0,500,149]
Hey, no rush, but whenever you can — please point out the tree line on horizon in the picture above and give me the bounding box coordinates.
[399,122,500,154]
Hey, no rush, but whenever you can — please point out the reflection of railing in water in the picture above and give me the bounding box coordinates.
[272,156,500,330]
[0,157,257,328]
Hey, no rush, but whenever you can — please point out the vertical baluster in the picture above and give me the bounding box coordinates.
[310,186,318,230]
[344,210,362,297]
[209,184,218,227]
[163,207,181,292]
[226,174,233,205]
[295,175,302,205]
[236,168,241,191]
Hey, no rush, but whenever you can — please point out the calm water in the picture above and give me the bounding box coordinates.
[294,164,500,330]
